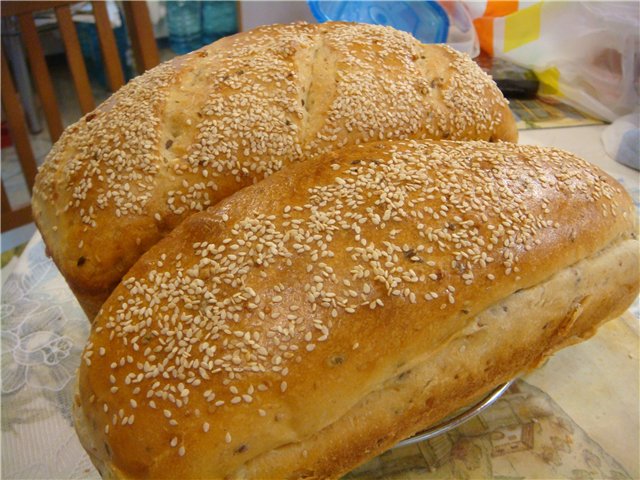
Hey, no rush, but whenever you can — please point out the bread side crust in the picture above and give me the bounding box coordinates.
[236,238,639,479]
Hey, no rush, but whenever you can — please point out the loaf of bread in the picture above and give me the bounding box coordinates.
[32,22,517,320]
[74,139,638,479]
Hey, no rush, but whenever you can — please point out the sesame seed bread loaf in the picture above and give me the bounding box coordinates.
[74,139,638,479]
[32,22,517,320]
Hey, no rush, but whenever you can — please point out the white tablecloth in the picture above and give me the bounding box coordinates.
[2,126,638,479]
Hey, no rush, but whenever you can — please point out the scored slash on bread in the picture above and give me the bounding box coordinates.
[74,139,638,479]
[31,22,517,320]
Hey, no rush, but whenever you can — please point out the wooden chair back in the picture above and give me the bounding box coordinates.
[1,1,159,232]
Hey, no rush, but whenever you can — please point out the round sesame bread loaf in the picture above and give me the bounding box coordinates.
[32,22,517,320]
[74,139,638,479]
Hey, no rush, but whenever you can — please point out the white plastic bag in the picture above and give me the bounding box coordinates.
[467,1,640,122]
[440,1,480,58]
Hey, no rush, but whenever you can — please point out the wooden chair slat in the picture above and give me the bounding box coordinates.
[55,5,96,114]
[122,1,159,74]
[1,49,39,193]
[1,180,11,213]
[1,1,75,18]
[18,13,64,142]
[1,204,32,231]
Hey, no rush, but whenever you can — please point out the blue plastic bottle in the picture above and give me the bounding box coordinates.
[202,1,238,45]
[166,0,202,54]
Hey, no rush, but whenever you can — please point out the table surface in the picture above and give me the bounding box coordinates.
[1,125,638,480]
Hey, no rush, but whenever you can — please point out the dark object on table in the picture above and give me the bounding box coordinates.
[476,53,539,99]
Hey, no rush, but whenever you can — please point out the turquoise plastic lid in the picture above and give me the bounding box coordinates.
[308,1,450,44]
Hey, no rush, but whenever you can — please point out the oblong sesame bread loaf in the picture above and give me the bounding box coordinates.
[32,21,517,320]
[75,139,638,479]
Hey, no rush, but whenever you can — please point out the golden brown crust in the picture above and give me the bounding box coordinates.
[32,22,516,320]
[75,139,637,479]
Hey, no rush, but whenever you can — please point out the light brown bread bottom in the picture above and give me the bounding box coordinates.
[75,237,638,479]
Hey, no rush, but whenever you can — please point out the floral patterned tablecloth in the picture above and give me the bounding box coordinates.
[1,127,638,479]
[1,232,96,479]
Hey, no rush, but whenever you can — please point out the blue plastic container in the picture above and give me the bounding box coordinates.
[308,1,449,44]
